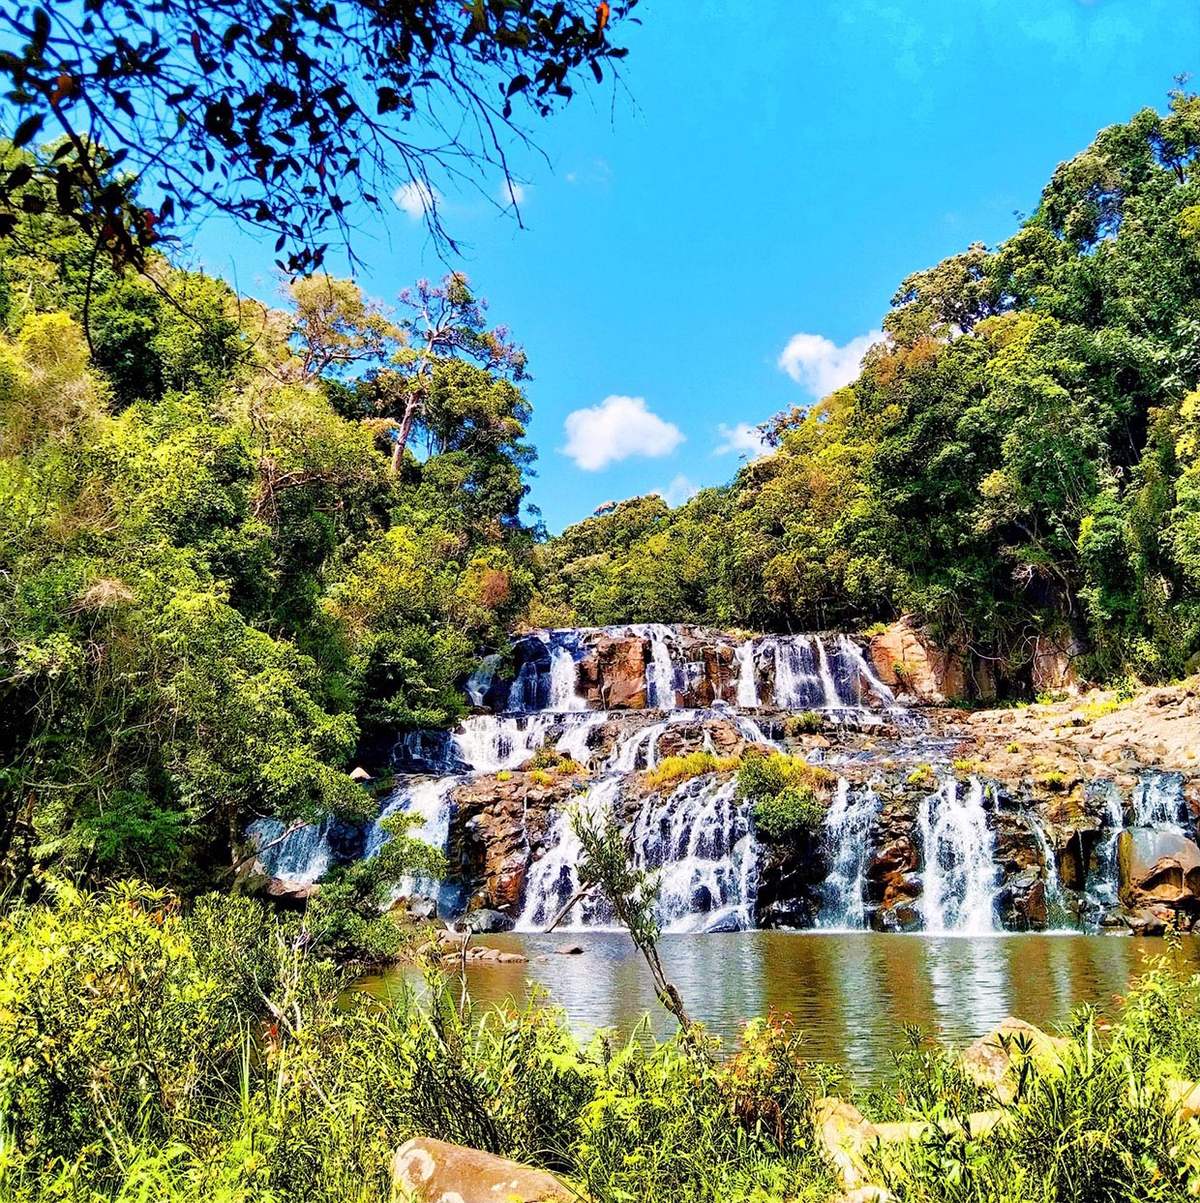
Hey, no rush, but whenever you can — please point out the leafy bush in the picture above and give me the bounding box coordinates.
[784,710,825,736]
[735,750,831,840]
[642,750,739,791]
[0,881,838,1203]
[751,786,825,841]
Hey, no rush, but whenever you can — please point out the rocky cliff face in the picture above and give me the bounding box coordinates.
[247,621,1200,938]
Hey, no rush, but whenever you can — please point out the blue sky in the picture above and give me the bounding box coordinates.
[189,0,1200,533]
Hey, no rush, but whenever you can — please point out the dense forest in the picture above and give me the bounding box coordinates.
[0,152,544,896]
[538,90,1200,690]
[8,93,1200,897]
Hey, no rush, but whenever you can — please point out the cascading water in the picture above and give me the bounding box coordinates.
[515,777,622,930]
[1086,781,1126,911]
[548,643,587,711]
[818,779,881,929]
[918,777,999,934]
[631,777,759,932]
[452,714,560,774]
[248,816,333,887]
[771,635,823,709]
[365,776,460,903]
[646,628,678,709]
[1028,814,1070,930]
[735,641,759,708]
[1132,771,1188,833]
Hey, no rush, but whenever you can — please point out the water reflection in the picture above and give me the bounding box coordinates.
[354,932,1200,1083]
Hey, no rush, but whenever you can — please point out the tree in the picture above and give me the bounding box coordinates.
[377,272,528,471]
[0,0,638,273]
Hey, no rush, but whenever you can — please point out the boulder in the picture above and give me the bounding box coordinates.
[463,908,516,934]
[391,1138,576,1203]
[555,943,585,955]
[996,869,1048,931]
[578,634,648,710]
[960,1018,1068,1102]
[1117,828,1200,911]
[702,910,744,933]
[868,616,972,704]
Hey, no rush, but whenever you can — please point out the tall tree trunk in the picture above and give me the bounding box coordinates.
[390,393,422,472]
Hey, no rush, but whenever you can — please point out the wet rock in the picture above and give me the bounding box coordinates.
[1124,905,1173,935]
[703,911,744,933]
[463,908,516,934]
[758,898,818,929]
[391,1137,575,1202]
[577,633,648,710]
[407,896,437,920]
[1118,828,1200,911]
[555,943,585,955]
[450,768,582,914]
[871,903,920,933]
[996,869,1047,931]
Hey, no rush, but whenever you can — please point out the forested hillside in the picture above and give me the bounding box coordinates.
[537,93,1200,689]
[0,166,540,892]
[8,93,1200,896]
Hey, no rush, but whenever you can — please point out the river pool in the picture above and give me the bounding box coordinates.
[354,931,1200,1082]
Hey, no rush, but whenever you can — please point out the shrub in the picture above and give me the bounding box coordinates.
[735,749,832,805]
[906,763,935,788]
[784,710,824,736]
[736,751,831,842]
[642,750,740,791]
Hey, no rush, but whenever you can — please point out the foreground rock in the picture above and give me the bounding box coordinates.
[392,1137,576,1202]
[960,1017,1068,1102]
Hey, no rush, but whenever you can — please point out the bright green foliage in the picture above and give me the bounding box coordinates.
[642,750,740,791]
[0,184,538,894]
[307,812,448,961]
[0,883,837,1203]
[736,750,831,841]
[9,885,1200,1202]
[539,91,1200,687]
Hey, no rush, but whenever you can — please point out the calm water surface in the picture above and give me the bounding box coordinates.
[355,932,1200,1082]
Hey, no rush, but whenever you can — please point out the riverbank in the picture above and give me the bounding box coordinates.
[6,884,1200,1203]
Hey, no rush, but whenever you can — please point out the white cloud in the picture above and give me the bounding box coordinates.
[499,177,527,206]
[562,395,685,471]
[654,474,700,507]
[777,328,884,397]
[393,179,440,220]
[715,422,770,459]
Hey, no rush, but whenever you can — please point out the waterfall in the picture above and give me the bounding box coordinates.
[769,634,881,713]
[554,711,606,765]
[1086,781,1125,910]
[248,816,333,887]
[631,777,758,932]
[646,628,678,709]
[918,777,999,934]
[366,776,458,859]
[515,777,623,931]
[548,643,588,711]
[818,779,881,929]
[365,776,459,902]
[814,636,846,709]
[835,634,898,709]
[772,635,822,709]
[735,641,759,707]
[453,714,560,773]
[1028,814,1070,929]
[1132,770,1188,833]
